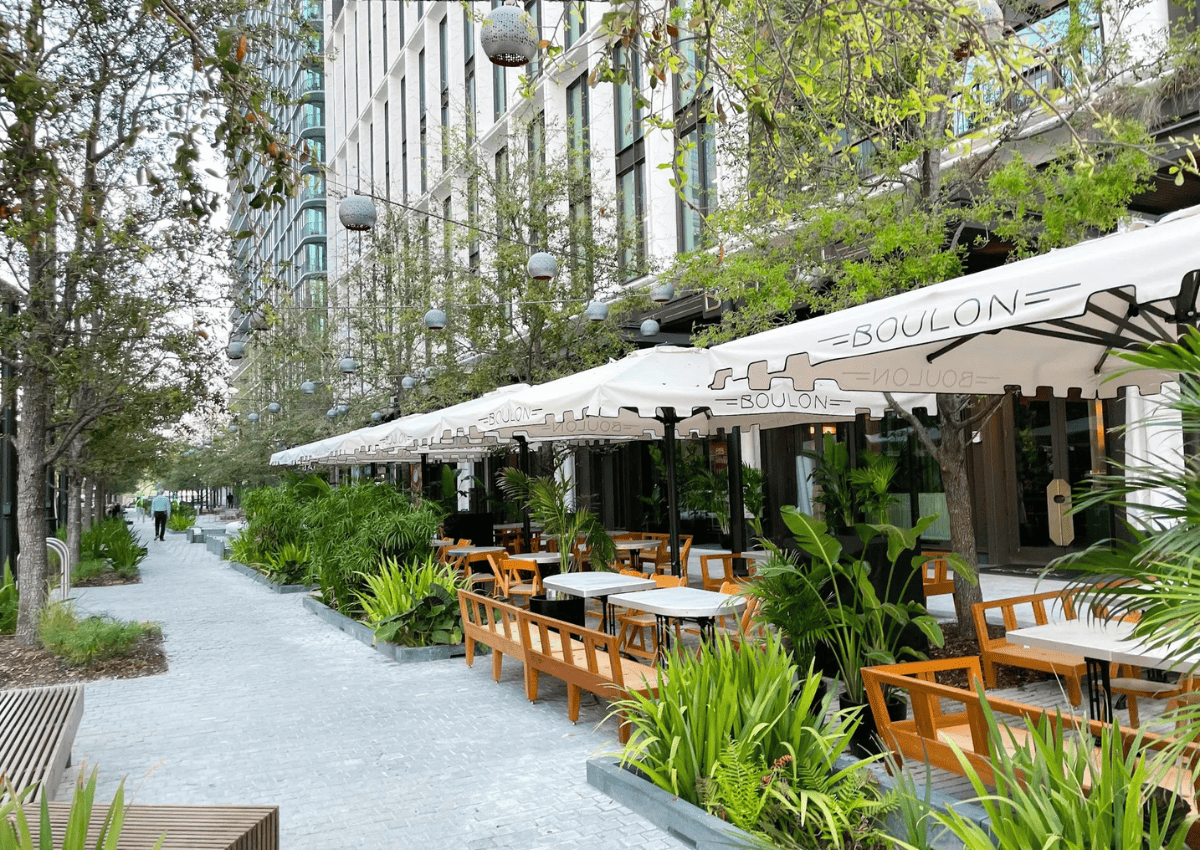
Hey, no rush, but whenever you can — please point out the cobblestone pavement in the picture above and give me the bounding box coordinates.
[58,516,688,850]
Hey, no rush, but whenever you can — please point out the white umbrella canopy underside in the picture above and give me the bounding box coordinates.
[707,208,1200,399]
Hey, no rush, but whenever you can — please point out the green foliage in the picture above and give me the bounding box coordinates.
[37,603,159,667]
[0,561,16,636]
[260,541,313,586]
[924,689,1193,849]
[71,558,111,582]
[500,466,613,572]
[77,518,145,575]
[749,549,831,663]
[616,634,891,847]
[781,508,944,703]
[357,555,465,647]
[803,436,899,530]
[0,767,163,850]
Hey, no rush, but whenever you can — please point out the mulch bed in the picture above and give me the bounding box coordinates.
[73,571,141,588]
[927,621,1051,689]
[0,632,167,691]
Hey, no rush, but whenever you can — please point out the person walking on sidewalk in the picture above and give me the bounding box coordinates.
[151,490,171,541]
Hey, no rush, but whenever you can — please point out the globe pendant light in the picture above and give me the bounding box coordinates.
[650,282,675,303]
[585,301,609,322]
[326,407,337,419]
[337,403,350,415]
[267,402,281,414]
[424,308,447,330]
[227,340,245,360]
[339,355,357,374]
[526,252,558,281]
[401,375,416,390]
[640,318,660,337]
[480,0,538,68]
[250,308,270,330]
[247,412,259,424]
[371,411,383,422]
[301,380,316,394]
[228,424,239,433]
[338,194,378,231]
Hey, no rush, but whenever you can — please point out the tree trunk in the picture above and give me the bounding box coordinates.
[14,384,48,645]
[92,482,104,525]
[937,420,984,641]
[82,478,93,530]
[66,473,82,566]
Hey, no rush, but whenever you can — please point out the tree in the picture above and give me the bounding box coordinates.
[576,0,1200,637]
[0,0,302,643]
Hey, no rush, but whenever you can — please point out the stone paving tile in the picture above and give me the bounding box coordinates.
[59,516,688,850]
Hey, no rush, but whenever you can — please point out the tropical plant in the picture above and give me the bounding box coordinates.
[0,767,164,850]
[166,513,193,532]
[500,467,613,573]
[923,690,1193,850]
[37,602,159,666]
[748,548,831,665]
[616,633,892,847]
[741,465,767,539]
[261,542,313,586]
[804,436,900,530]
[357,555,465,647]
[76,518,144,576]
[782,508,944,704]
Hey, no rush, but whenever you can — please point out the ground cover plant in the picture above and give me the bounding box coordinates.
[37,602,160,667]
[78,518,146,575]
[616,633,892,847]
[357,555,465,647]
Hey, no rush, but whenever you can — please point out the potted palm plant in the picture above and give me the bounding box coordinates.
[781,506,944,755]
[500,467,614,626]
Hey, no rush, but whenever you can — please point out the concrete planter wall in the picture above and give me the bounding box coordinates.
[301,595,465,664]
[227,561,315,595]
[587,755,989,850]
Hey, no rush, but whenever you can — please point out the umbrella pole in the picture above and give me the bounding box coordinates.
[727,426,747,575]
[518,436,532,553]
[660,412,682,578]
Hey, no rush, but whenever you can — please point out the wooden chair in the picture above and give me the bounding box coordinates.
[636,533,670,573]
[698,552,758,592]
[616,574,686,662]
[921,556,955,598]
[498,558,542,607]
[434,537,455,565]
[681,581,764,650]
[648,534,692,580]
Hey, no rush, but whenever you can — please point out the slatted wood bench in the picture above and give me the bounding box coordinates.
[862,657,1200,843]
[971,590,1086,706]
[0,683,84,802]
[459,589,550,691]
[22,803,278,849]
[516,607,659,743]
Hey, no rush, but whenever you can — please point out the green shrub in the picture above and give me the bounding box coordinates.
[0,561,16,636]
[72,557,110,582]
[37,602,159,666]
[171,500,196,522]
[166,513,193,531]
[357,555,465,647]
[616,634,891,847]
[261,541,312,586]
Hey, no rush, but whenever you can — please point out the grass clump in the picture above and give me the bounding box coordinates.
[72,557,110,582]
[37,602,160,666]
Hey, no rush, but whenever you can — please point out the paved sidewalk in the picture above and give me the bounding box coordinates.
[58,516,688,850]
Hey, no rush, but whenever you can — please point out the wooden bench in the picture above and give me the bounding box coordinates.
[22,803,278,849]
[458,589,553,691]
[0,684,84,802]
[862,657,1200,842]
[516,607,659,743]
[971,590,1086,705]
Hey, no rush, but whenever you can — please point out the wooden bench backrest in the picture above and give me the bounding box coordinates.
[922,558,955,597]
[971,590,1079,651]
[0,684,85,803]
[458,588,522,649]
[516,608,628,690]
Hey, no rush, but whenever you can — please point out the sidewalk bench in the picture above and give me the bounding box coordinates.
[0,684,84,802]
[517,607,659,743]
[862,657,1200,842]
[971,590,1086,705]
[459,589,549,690]
[23,803,279,849]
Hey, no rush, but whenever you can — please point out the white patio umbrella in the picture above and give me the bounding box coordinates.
[443,346,933,575]
[707,207,1200,397]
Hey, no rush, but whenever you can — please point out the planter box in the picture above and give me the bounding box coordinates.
[300,596,465,664]
[205,536,227,559]
[227,561,315,595]
[187,527,205,544]
[587,755,989,850]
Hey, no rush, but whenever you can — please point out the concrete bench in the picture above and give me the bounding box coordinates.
[0,684,84,803]
[971,590,1086,705]
[23,803,279,849]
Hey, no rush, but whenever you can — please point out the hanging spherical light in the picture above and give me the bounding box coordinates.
[526,252,558,281]
[640,318,661,337]
[301,380,316,394]
[424,308,447,330]
[585,301,609,322]
[337,402,350,415]
[267,402,281,414]
[371,411,383,422]
[401,375,416,390]
[339,355,358,374]
[227,340,245,360]
[247,412,259,424]
[338,194,378,231]
[649,282,675,303]
[228,424,239,433]
[326,407,337,419]
[480,0,538,68]
[204,438,213,447]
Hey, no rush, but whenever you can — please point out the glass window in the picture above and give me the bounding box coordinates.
[565,0,586,47]
[419,50,428,192]
[617,162,645,277]
[613,43,641,151]
[400,78,409,200]
[524,0,542,77]
[677,121,715,253]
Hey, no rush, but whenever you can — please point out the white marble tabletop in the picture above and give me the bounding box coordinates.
[543,572,657,598]
[608,587,745,618]
[612,539,663,551]
[509,551,565,565]
[1010,619,1200,674]
[447,545,507,558]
